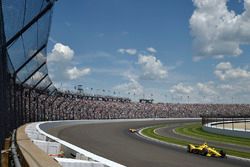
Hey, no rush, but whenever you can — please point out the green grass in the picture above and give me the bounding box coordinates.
[141,125,250,159]
[142,125,188,146]
[175,123,250,147]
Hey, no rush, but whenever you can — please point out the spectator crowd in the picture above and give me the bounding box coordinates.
[18,87,250,123]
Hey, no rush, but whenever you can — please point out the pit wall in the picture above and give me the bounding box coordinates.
[203,120,250,139]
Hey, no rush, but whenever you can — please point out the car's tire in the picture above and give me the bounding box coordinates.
[201,148,208,156]
[193,149,199,154]
[187,145,191,153]
[220,150,226,158]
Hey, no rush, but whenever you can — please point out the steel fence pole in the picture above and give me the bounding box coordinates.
[232,117,234,130]
[20,87,24,124]
[24,90,28,123]
[43,100,46,121]
[245,117,247,132]
[223,117,224,129]
[36,96,39,121]
[28,89,31,122]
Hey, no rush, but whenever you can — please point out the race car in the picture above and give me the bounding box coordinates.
[187,143,226,158]
[129,128,137,133]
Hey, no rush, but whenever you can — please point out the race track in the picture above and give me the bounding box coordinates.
[47,120,249,167]
[155,123,250,153]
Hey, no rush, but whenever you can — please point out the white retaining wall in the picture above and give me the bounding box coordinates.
[55,158,105,167]
[203,121,250,139]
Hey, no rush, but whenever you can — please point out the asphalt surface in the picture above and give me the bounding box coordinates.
[48,120,249,167]
[155,123,250,153]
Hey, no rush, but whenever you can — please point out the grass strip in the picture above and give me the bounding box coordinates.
[141,125,250,159]
[175,123,250,147]
[141,125,188,146]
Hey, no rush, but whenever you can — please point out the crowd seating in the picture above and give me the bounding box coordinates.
[18,85,250,121]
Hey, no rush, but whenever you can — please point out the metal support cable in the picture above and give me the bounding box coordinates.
[21,61,46,85]
[14,44,46,75]
[31,73,48,90]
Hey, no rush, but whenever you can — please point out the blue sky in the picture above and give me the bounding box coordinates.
[47,0,250,103]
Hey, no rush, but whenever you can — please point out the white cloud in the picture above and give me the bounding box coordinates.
[118,48,137,55]
[47,43,91,83]
[47,43,74,62]
[147,47,157,53]
[66,67,91,80]
[114,72,143,95]
[138,54,167,80]
[170,83,193,94]
[117,47,168,81]
[197,82,217,95]
[170,81,216,96]
[169,79,250,103]
[190,0,250,59]
[217,84,233,90]
[215,62,232,70]
[214,62,250,80]
[169,81,219,103]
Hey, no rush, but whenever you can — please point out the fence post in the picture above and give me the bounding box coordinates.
[215,117,217,128]
[223,117,224,129]
[20,87,24,125]
[28,89,31,122]
[43,100,46,121]
[232,117,234,130]
[245,117,247,132]
[36,95,39,121]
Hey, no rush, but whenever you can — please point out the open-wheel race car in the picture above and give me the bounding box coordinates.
[129,128,137,133]
[187,143,226,158]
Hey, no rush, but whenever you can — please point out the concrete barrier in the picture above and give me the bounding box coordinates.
[16,124,61,167]
[55,158,105,167]
[32,140,61,156]
[203,121,250,139]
